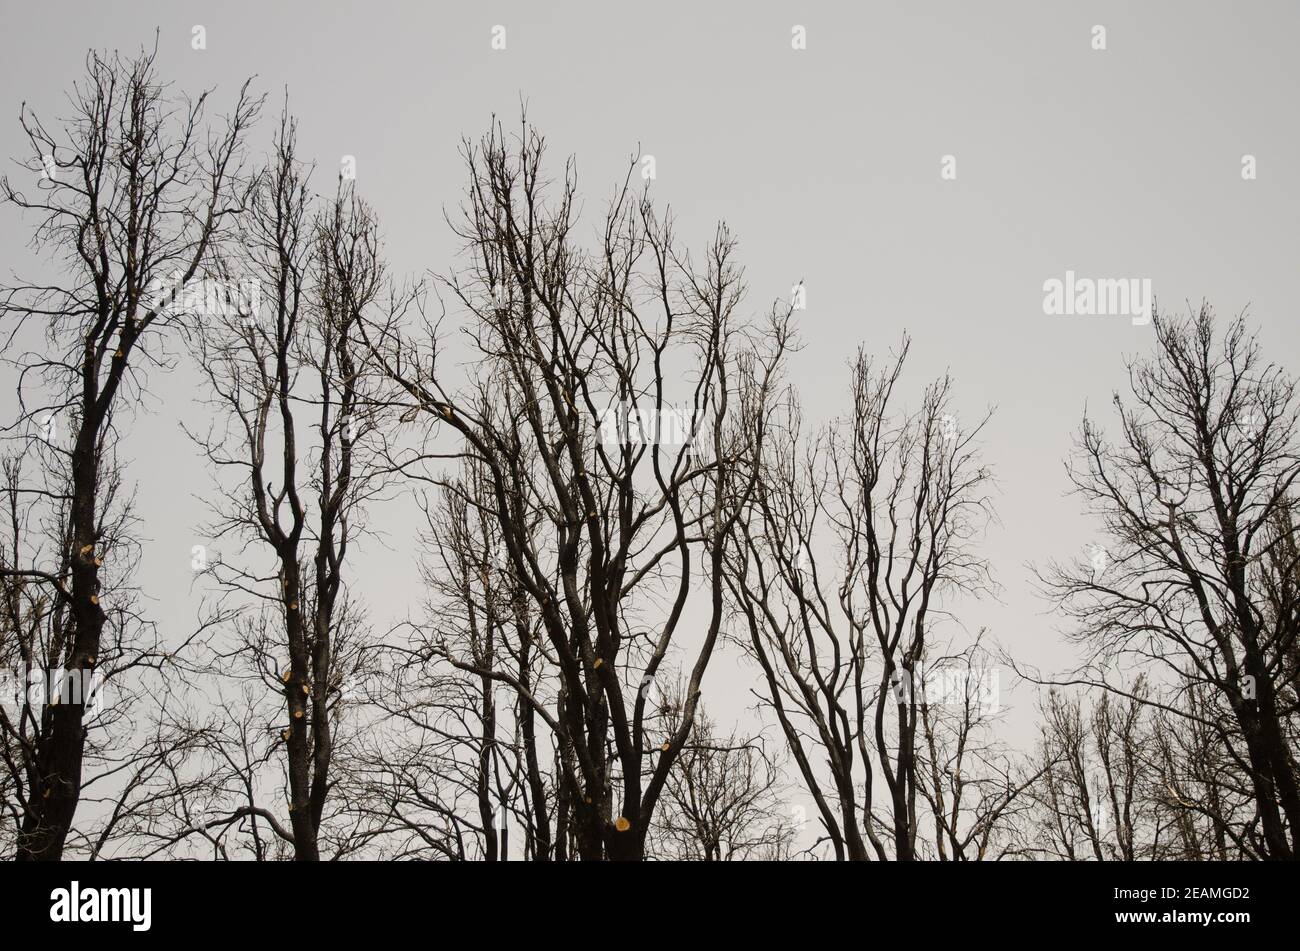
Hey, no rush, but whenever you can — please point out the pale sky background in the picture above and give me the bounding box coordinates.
[2,0,1298,758]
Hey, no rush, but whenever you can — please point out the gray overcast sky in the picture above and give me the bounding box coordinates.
[2,0,1298,748]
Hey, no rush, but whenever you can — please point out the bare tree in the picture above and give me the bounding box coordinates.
[359,116,792,860]
[1147,683,1253,859]
[726,338,995,859]
[1016,684,1166,860]
[0,449,171,858]
[647,690,795,861]
[0,44,258,860]
[178,111,392,860]
[355,456,551,860]
[1041,305,1300,859]
[915,636,1042,860]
